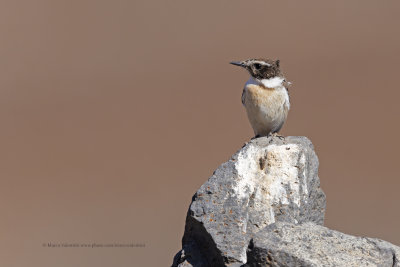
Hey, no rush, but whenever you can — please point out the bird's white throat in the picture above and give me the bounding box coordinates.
[245,76,284,88]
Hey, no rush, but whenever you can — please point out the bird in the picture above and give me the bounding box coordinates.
[230,58,291,138]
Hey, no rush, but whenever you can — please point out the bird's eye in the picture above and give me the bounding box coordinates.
[254,63,261,69]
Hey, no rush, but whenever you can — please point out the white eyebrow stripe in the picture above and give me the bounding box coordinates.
[255,61,271,66]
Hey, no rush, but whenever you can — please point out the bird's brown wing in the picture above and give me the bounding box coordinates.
[241,88,246,106]
[283,80,291,101]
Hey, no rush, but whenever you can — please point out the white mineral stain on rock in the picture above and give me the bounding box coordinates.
[234,144,264,200]
[265,144,302,206]
[234,143,307,208]
[300,152,308,197]
[232,142,309,264]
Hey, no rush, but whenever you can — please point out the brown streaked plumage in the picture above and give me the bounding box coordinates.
[230,58,290,137]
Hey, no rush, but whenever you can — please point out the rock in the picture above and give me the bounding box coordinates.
[173,136,326,266]
[172,136,400,267]
[245,222,400,267]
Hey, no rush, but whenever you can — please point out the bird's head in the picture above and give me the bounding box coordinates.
[230,58,282,80]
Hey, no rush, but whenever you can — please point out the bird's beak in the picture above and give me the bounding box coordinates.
[230,61,246,68]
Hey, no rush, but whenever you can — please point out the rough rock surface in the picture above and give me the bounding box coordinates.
[173,136,325,266]
[245,222,400,267]
[172,136,400,267]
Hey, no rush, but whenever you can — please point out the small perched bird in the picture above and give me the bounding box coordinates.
[230,58,291,137]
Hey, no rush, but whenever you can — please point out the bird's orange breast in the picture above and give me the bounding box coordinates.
[244,84,287,109]
[243,83,289,136]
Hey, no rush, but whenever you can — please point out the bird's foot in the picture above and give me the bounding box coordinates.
[268,132,285,140]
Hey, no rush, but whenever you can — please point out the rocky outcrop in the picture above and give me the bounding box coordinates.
[172,136,400,267]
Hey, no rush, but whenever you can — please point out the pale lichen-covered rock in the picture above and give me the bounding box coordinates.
[171,136,400,267]
[245,222,400,267]
[172,136,326,266]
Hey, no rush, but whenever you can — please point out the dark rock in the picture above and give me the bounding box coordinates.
[172,136,400,267]
[173,136,326,266]
[245,222,400,267]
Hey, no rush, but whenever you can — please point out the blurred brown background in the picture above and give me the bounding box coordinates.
[1,1,399,266]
